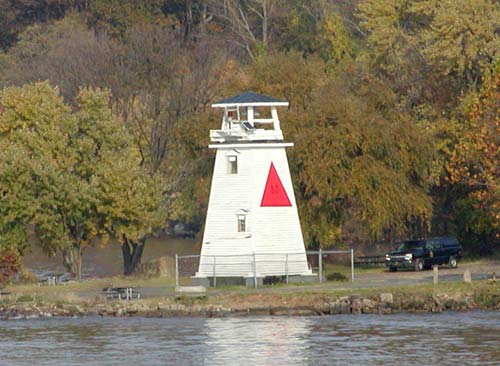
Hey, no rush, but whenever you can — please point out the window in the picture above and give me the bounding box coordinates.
[237,214,246,232]
[227,155,238,174]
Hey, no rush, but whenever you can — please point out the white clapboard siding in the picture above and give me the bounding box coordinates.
[196,145,311,277]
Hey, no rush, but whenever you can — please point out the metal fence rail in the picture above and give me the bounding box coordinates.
[175,249,354,288]
[306,249,354,283]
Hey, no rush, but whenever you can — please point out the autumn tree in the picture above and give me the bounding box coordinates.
[0,0,87,50]
[207,0,284,59]
[88,0,167,37]
[445,64,500,254]
[0,82,166,278]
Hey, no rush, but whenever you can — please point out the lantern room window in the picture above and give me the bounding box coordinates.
[237,214,246,232]
[227,155,238,174]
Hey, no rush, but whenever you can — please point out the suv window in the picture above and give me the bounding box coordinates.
[426,240,441,251]
[442,238,459,247]
[397,240,425,251]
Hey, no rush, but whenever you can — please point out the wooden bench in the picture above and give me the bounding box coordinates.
[354,255,386,266]
[102,287,141,300]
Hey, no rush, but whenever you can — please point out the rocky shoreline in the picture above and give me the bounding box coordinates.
[1,286,499,320]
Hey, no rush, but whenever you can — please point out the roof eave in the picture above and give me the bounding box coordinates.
[211,101,289,108]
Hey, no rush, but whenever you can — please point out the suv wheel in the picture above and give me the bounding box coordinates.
[415,259,424,272]
[449,256,458,269]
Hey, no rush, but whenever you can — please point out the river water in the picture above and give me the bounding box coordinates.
[0,312,498,365]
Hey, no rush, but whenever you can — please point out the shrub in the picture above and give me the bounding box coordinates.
[0,249,21,285]
[326,272,348,281]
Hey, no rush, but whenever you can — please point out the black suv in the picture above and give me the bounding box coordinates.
[385,237,462,272]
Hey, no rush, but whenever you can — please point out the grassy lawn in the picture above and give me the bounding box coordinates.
[2,258,496,307]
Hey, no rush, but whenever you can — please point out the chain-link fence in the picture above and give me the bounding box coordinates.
[306,249,354,283]
[175,249,354,288]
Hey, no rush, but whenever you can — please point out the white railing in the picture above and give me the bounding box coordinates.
[210,128,283,142]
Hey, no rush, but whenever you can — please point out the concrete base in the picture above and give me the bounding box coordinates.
[244,277,263,287]
[192,277,211,287]
[192,276,251,287]
[175,285,206,294]
[287,274,318,283]
[193,275,316,287]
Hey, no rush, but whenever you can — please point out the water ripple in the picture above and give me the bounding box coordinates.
[0,311,498,366]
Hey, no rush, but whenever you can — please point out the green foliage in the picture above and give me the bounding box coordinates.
[0,0,79,50]
[444,62,500,254]
[246,51,326,110]
[418,0,500,84]
[0,82,166,278]
[317,11,357,69]
[287,66,435,246]
[89,0,168,37]
[0,0,499,258]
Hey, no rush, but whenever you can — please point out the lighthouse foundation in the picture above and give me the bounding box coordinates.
[192,274,317,287]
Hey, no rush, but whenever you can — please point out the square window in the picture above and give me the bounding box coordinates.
[227,156,238,174]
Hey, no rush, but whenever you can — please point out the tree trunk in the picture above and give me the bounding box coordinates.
[62,245,82,281]
[122,236,145,276]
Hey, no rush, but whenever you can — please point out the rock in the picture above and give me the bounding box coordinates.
[350,296,362,314]
[337,296,351,314]
[361,298,377,313]
[62,304,84,314]
[330,300,341,315]
[126,305,139,314]
[363,298,374,307]
[158,304,172,312]
[464,269,472,284]
[380,293,393,304]
[378,305,392,314]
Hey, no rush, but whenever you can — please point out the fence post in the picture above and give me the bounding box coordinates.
[253,252,257,288]
[318,248,323,283]
[175,254,179,288]
[350,248,354,282]
[285,254,289,284]
[213,256,217,288]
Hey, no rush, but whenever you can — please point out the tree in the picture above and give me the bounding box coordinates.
[418,0,500,91]
[296,74,435,246]
[357,0,500,114]
[0,82,166,278]
[88,0,167,37]
[445,63,500,254]
[207,0,284,59]
[0,0,87,50]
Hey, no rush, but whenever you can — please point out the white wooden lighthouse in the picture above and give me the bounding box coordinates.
[194,92,314,286]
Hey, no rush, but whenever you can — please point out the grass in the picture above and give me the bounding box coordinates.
[2,275,497,312]
[4,275,176,303]
[3,258,497,309]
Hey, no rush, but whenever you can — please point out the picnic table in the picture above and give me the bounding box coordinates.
[102,287,141,301]
[37,272,70,286]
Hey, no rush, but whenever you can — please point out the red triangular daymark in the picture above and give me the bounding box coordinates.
[261,162,292,207]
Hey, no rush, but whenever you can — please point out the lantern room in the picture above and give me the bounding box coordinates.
[210,91,289,143]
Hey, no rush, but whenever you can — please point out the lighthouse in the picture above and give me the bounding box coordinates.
[194,92,314,286]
